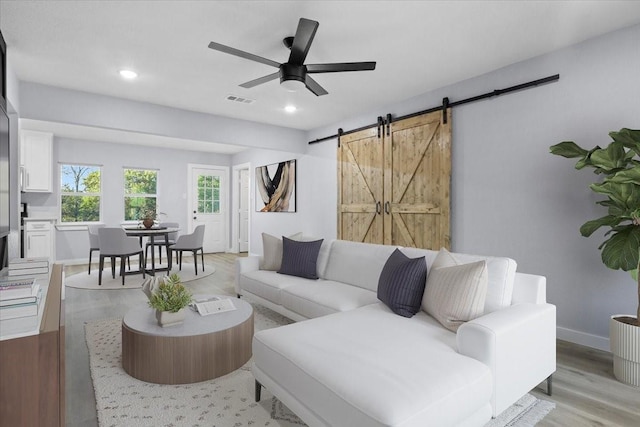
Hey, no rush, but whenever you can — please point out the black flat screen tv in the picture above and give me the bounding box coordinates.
[0,104,9,239]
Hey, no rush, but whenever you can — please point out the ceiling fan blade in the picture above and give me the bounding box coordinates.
[240,72,280,88]
[208,41,280,68]
[306,62,377,73]
[288,18,319,65]
[305,76,328,96]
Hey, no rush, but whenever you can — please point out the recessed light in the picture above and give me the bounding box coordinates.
[284,105,297,113]
[119,69,138,79]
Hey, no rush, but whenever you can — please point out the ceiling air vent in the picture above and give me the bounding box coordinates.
[225,95,255,105]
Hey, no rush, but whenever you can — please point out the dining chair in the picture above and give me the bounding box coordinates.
[145,222,179,266]
[169,224,205,275]
[98,227,145,286]
[87,224,105,275]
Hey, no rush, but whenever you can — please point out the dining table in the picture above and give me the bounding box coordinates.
[123,226,180,276]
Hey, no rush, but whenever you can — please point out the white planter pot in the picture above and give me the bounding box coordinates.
[610,315,640,387]
[156,308,186,327]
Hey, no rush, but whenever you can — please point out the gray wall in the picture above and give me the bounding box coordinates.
[15,82,307,262]
[19,82,307,154]
[21,137,232,262]
[231,148,323,255]
[303,23,640,349]
[5,58,21,260]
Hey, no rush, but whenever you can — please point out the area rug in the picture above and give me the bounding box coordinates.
[66,262,214,290]
[86,305,554,427]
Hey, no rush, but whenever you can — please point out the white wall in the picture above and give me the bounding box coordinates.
[302,23,640,350]
[232,148,322,255]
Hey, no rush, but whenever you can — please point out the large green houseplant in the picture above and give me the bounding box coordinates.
[550,127,640,386]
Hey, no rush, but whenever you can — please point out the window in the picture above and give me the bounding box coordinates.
[124,168,158,221]
[198,174,220,214]
[60,164,101,223]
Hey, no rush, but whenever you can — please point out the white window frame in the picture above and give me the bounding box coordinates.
[123,167,159,224]
[59,163,102,225]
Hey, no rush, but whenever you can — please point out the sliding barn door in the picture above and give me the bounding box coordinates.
[384,110,451,249]
[338,109,451,249]
[337,127,384,243]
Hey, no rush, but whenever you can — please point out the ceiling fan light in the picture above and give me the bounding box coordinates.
[281,79,305,92]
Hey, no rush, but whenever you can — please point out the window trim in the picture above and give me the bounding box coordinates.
[59,163,103,224]
[123,167,159,222]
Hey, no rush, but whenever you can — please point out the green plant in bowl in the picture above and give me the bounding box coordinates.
[148,274,192,313]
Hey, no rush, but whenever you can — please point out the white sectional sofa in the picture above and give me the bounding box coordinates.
[235,239,556,427]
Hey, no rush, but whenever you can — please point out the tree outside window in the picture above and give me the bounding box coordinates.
[124,169,158,221]
[60,165,101,223]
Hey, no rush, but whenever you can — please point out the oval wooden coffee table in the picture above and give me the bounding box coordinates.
[122,295,253,384]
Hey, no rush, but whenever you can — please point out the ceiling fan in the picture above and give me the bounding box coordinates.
[208,18,376,96]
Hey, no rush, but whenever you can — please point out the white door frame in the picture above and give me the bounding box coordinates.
[231,162,251,254]
[187,163,230,252]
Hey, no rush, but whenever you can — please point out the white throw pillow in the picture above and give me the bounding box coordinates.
[422,249,488,332]
[260,232,302,271]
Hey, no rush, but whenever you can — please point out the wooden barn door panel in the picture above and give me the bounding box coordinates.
[338,128,384,243]
[384,110,451,249]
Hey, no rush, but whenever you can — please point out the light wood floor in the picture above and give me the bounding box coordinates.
[64,254,640,427]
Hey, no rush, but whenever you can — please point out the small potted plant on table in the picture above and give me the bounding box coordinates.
[550,128,640,387]
[147,274,192,327]
[140,208,157,229]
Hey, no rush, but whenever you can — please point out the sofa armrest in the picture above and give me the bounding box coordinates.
[512,273,546,304]
[457,303,556,416]
[235,256,261,295]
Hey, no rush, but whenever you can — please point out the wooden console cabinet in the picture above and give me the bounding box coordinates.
[0,263,65,427]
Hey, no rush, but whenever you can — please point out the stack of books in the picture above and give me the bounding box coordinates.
[7,257,49,280]
[0,278,41,321]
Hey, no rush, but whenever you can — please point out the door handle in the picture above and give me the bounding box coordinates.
[384,201,390,215]
[193,216,197,220]
[376,201,381,215]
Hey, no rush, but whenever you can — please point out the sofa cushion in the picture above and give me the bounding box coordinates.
[377,249,427,318]
[322,240,399,292]
[259,232,302,271]
[253,303,493,427]
[292,236,333,278]
[239,270,307,305]
[281,280,378,319]
[278,237,324,279]
[422,251,488,332]
[401,247,517,314]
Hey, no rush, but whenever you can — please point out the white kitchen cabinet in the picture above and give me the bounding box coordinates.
[24,220,55,261]
[20,130,53,192]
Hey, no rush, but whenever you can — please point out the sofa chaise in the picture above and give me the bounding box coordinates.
[235,238,556,426]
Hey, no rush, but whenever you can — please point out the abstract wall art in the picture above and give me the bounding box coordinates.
[255,159,296,212]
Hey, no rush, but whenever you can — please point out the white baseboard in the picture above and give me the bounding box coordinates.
[557,326,610,352]
[57,257,90,266]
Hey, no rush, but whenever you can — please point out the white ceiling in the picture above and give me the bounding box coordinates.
[2,1,640,143]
